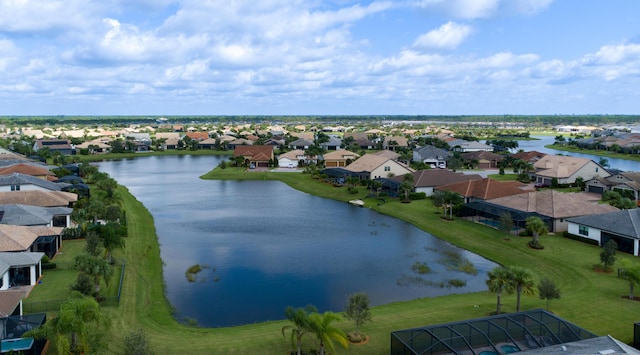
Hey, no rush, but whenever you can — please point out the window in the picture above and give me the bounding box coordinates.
[578,225,589,236]
[384,166,390,172]
[10,185,20,191]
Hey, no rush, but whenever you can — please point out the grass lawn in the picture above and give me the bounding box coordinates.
[26,166,640,354]
[544,144,640,162]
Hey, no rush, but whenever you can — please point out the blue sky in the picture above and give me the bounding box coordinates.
[1,0,639,116]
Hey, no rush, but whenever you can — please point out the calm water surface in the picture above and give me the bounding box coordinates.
[96,156,497,327]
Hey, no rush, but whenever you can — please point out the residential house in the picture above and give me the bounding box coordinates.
[0,204,73,228]
[344,154,414,180]
[320,136,342,151]
[0,163,55,181]
[75,139,112,154]
[512,150,547,164]
[322,150,360,168]
[232,145,274,168]
[567,209,640,256]
[383,136,408,151]
[383,169,482,197]
[0,173,64,192]
[32,139,74,156]
[0,190,77,208]
[289,138,314,150]
[185,132,210,141]
[447,139,493,152]
[584,171,640,199]
[198,138,219,150]
[412,145,452,169]
[486,190,619,232]
[461,151,504,169]
[0,225,64,259]
[0,252,44,290]
[436,178,532,203]
[277,150,318,168]
[533,155,611,186]
[227,138,254,150]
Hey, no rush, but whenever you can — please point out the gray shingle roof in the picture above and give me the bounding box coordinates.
[567,209,640,239]
[0,172,63,191]
[0,204,72,226]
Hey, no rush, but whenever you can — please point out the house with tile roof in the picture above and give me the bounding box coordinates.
[0,252,44,291]
[322,150,360,168]
[461,151,505,169]
[0,225,63,259]
[33,139,74,156]
[487,190,619,232]
[345,154,413,180]
[289,138,314,150]
[436,178,533,203]
[447,139,493,152]
[567,209,640,256]
[584,171,640,199]
[0,163,55,181]
[232,145,274,168]
[0,190,77,208]
[385,169,482,197]
[185,132,210,141]
[0,173,64,192]
[533,155,610,186]
[412,145,452,169]
[0,204,72,228]
[277,150,318,168]
[512,150,547,164]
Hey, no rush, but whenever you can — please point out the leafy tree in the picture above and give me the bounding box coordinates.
[307,311,349,355]
[509,266,536,312]
[74,254,114,297]
[85,232,103,257]
[599,157,610,168]
[24,292,110,355]
[486,266,514,315]
[537,278,561,311]
[432,190,462,220]
[525,216,548,248]
[70,273,95,296]
[281,305,317,355]
[124,328,153,355]
[600,239,618,271]
[620,260,640,300]
[344,292,372,337]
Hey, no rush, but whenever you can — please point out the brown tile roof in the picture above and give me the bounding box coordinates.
[374,150,401,159]
[0,289,28,317]
[0,163,55,178]
[322,150,360,161]
[0,190,77,207]
[345,154,403,173]
[232,145,274,161]
[0,225,40,251]
[512,151,547,163]
[185,132,210,141]
[394,169,482,187]
[533,155,592,179]
[461,151,504,162]
[437,178,533,200]
[488,190,620,218]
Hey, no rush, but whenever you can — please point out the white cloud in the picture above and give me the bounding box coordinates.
[413,0,554,19]
[0,0,95,33]
[413,22,473,50]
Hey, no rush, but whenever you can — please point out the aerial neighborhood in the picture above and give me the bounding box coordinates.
[1,118,640,353]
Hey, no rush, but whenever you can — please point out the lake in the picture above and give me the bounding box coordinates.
[96,155,497,328]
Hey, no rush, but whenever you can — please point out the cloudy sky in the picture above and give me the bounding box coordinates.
[1,0,639,116]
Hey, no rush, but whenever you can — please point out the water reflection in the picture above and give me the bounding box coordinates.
[96,156,496,327]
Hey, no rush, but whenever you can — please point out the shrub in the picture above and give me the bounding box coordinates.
[409,192,427,200]
[62,227,82,240]
[447,279,467,288]
[124,329,153,355]
[42,262,57,270]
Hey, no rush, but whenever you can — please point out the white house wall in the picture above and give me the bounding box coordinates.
[370,162,412,180]
[0,271,9,291]
[567,222,602,245]
[416,187,435,196]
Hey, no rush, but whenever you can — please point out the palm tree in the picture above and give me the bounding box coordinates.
[24,292,110,354]
[308,311,349,355]
[620,260,640,300]
[525,216,548,247]
[282,305,317,355]
[400,173,414,202]
[509,266,536,312]
[486,266,514,315]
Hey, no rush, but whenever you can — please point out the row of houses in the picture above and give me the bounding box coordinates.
[0,148,78,353]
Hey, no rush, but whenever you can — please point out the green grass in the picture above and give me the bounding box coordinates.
[26,166,640,354]
[545,144,640,162]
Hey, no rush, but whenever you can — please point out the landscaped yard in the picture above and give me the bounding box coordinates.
[25,167,640,354]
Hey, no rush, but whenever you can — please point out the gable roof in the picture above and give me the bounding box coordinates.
[345,154,412,174]
[512,150,547,163]
[0,163,54,178]
[185,132,209,141]
[278,149,307,160]
[437,178,532,200]
[0,289,28,317]
[567,209,640,239]
[533,155,594,179]
[232,145,274,161]
[374,150,401,160]
[396,169,482,188]
[461,150,505,162]
[488,190,619,219]
[413,145,451,160]
[0,173,63,191]
[322,150,360,160]
[0,190,77,207]
[0,204,72,226]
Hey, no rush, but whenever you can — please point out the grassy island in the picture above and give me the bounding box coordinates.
[43,166,640,354]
